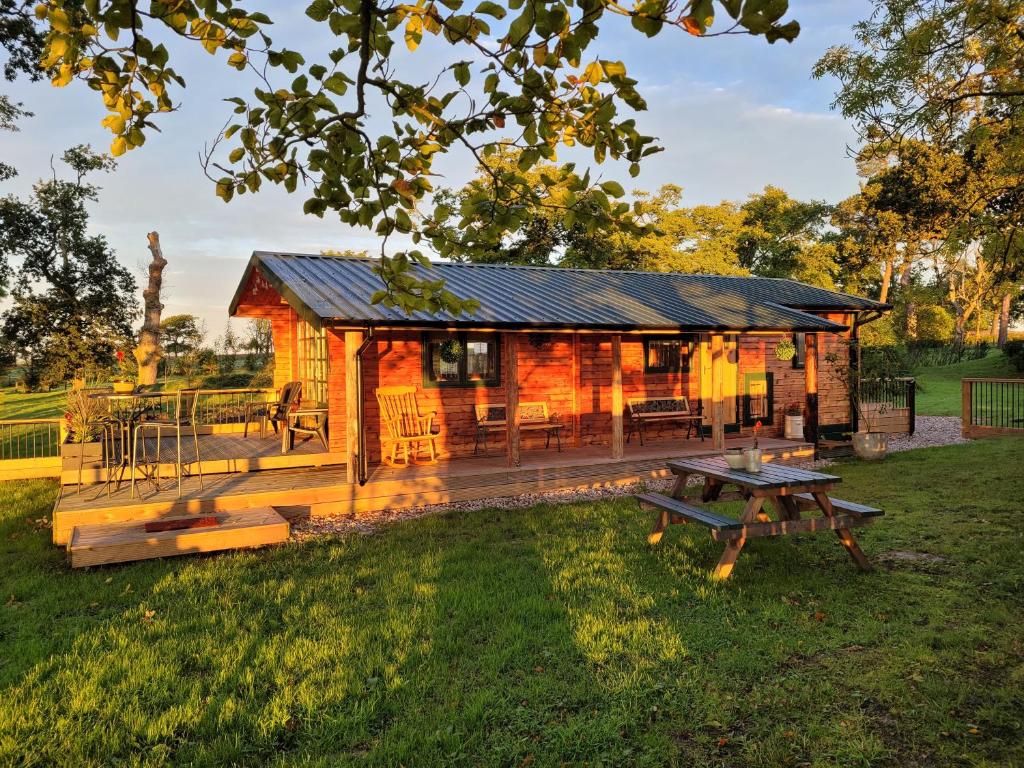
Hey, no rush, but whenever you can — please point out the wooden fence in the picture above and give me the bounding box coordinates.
[962,378,1024,438]
[858,377,916,435]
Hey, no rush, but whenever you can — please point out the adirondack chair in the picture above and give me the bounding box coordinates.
[375,386,441,466]
[243,381,302,439]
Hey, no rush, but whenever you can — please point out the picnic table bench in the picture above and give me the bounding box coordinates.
[474,402,563,455]
[637,457,883,580]
[626,396,705,444]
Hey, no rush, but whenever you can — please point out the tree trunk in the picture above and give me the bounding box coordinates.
[899,258,916,338]
[878,256,894,304]
[998,291,1012,348]
[990,307,1000,342]
[134,232,167,385]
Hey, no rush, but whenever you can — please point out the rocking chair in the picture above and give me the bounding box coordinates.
[375,386,441,466]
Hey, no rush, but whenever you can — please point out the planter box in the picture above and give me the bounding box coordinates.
[61,440,103,471]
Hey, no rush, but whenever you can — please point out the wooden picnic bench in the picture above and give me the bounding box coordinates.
[637,457,883,580]
[626,396,705,444]
[474,402,563,455]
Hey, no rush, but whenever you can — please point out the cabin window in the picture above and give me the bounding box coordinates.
[423,332,501,387]
[296,317,329,406]
[644,337,693,374]
[792,333,806,370]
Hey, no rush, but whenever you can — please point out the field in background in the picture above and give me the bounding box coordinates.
[912,350,1023,417]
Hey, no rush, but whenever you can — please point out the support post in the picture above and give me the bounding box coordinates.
[505,333,520,467]
[611,334,624,459]
[572,332,581,448]
[961,379,971,438]
[710,333,725,451]
[805,332,819,443]
[344,331,362,484]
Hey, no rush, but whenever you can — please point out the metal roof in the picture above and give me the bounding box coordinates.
[230,252,889,333]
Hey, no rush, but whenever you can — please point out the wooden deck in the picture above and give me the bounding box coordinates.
[52,436,813,546]
[63,430,343,485]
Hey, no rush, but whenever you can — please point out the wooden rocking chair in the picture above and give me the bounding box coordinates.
[375,385,441,466]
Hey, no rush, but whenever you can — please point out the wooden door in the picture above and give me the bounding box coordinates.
[700,335,740,431]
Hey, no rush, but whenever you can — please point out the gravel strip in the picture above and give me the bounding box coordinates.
[291,417,970,540]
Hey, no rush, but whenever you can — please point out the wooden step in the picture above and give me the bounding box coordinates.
[68,507,290,568]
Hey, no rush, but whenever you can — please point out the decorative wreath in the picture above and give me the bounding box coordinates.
[774,338,796,361]
[439,338,465,364]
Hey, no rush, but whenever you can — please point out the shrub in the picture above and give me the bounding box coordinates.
[1005,340,1024,372]
[916,305,955,343]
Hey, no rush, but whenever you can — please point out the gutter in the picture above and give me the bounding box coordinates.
[354,326,374,485]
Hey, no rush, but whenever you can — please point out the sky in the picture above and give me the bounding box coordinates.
[1,1,872,340]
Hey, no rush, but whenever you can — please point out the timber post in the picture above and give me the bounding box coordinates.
[710,333,725,451]
[611,334,624,459]
[804,332,819,443]
[344,331,362,484]
[505,333,520,467]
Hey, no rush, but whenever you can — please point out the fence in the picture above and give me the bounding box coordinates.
[857,377,916,435]
[0,419,63,480]
[962,378,1024,438]
[135,388,274,432]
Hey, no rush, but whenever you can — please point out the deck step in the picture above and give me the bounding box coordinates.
[67,507,290,568]
[815,439,854,459]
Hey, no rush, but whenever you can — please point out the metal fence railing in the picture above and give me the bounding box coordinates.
[963,378,1024,438]
[130,388,274,427]
[0,419,63,461]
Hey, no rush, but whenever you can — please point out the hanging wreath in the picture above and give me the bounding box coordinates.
[439,338,465,364]
[774,338,796,361]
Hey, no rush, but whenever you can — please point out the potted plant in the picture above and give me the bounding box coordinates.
[743,420,764,472]
[784,401,804,440]
[112,350,135,393]
[824,345,890,461]
[61,392,105,470]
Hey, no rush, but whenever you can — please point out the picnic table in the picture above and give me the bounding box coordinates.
[637,457,883,580]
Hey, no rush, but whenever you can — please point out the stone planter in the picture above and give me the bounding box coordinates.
[61,439,103,470]
[784,414,804,440]
[852,431,888,461]
[743,447,763,473]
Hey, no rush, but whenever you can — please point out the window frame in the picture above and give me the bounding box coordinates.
[643,335,694,375]
[295,317,329,406]
[422,331,502,388]
[791,332,806,370]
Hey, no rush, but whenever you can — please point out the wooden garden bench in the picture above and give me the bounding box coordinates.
[626,396,705,444]
[473,402,563,455]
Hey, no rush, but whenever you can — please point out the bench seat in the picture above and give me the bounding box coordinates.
[792,493,884,518]
[474,402,563,454]
[635,493,742,531]
[627,397,705,444]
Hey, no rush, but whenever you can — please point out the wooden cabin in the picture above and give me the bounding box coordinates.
[230,253,889,484]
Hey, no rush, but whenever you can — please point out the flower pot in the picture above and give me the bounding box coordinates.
[852,431,888,461]
[743,447,763,473]
[112,380,135,394]
[61,440,103,470]
[784,414,804,440]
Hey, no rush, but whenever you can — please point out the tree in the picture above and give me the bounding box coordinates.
[134,231,167,385]
[244,318,273,369]
[1,0,46,81]
[0,145,138,387]
[736,186,837,288]
[34,0,799,313]
[160,314,205,365]
[815,0,1024,283]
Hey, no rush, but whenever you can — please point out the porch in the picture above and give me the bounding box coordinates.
[51,434,813,546]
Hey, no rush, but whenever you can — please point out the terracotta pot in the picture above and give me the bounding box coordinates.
[784,414,804,440]
[112,380,135,394]
[852,431,888,461]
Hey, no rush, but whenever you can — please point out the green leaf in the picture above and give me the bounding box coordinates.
[306,0,333,22]
[453,61,470,86]
[600,180,625,197]
[474,1,506,18]
[323,72,348,95]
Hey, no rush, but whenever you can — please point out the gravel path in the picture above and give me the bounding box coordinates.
[291,415,971,540]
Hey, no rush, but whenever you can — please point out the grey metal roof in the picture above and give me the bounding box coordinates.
[231,252,889,332]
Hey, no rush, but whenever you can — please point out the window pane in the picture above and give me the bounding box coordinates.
[793,333,806,369]
[428,336,461,383]
[647,339,682,372]
[465,337,496,381]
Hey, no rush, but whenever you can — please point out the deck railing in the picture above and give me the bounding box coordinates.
[0,418,63,460]
[962,378,1024,438]
[857,377,916,435]
[139,388,274,427]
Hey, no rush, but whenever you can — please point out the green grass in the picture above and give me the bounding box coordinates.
[912,350,1023,417]
[2,441,1023,766]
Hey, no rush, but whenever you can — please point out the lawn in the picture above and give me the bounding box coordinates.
[912,350,1023,417]
[2,439,1023,766]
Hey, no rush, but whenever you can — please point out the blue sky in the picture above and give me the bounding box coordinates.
[1,1,870,337]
